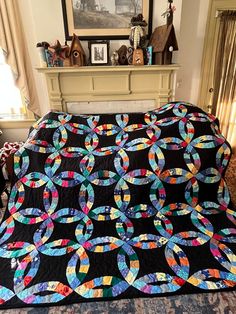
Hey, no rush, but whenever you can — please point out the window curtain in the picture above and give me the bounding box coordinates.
[0,0,40,116]
[212,11,236,152]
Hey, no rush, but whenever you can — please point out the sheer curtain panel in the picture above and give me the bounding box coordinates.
[213,11,236,151]
[0,0,40,116]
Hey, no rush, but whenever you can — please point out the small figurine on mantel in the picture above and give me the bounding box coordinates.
[110,51,119,66]
[117,45,128,65]
[48,40,70,67]
[128,14,147,66]
[36,42,49,67]
[149,0,178,65]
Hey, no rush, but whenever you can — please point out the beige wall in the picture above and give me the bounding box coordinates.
[19,0,184,116]
[175,0,210,104]
[2,0,209,143]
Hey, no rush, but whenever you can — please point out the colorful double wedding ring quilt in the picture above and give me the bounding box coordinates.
[0,102,235,309]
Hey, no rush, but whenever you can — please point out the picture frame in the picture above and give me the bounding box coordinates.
[61,0,153,41]
[88,41,110,65]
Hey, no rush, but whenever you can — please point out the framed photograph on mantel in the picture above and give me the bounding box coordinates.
[88,41,110,65]
[61,0,153,41]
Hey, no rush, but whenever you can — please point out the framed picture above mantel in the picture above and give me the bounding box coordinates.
[61,0,153,41]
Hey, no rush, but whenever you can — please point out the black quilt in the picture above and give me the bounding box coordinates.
[0,102,235,309]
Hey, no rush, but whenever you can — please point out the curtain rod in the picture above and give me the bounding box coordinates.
[216,9,236,18]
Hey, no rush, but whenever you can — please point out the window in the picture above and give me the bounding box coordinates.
[0,48,26,119]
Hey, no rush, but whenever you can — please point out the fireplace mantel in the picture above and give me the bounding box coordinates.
[37,65,180,113]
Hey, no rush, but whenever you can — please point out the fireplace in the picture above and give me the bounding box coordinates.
[37,65,179,114]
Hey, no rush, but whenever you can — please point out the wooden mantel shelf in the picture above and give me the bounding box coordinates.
[37,65,180,113]
[37,64,180,73]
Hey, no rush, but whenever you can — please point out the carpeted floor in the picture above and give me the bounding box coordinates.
[0,155,235,314]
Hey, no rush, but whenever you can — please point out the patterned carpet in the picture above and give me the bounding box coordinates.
[0,155,235,314]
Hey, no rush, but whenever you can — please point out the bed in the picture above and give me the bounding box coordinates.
[0,101,235,309]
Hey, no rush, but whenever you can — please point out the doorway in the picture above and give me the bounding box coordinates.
[198,0,236,113]
[199,0,236,151]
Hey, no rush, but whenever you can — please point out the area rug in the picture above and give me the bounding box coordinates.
[0,102,236,311]
[0,291,235,314]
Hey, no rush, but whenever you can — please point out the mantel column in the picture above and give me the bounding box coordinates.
[46,73,63,112]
